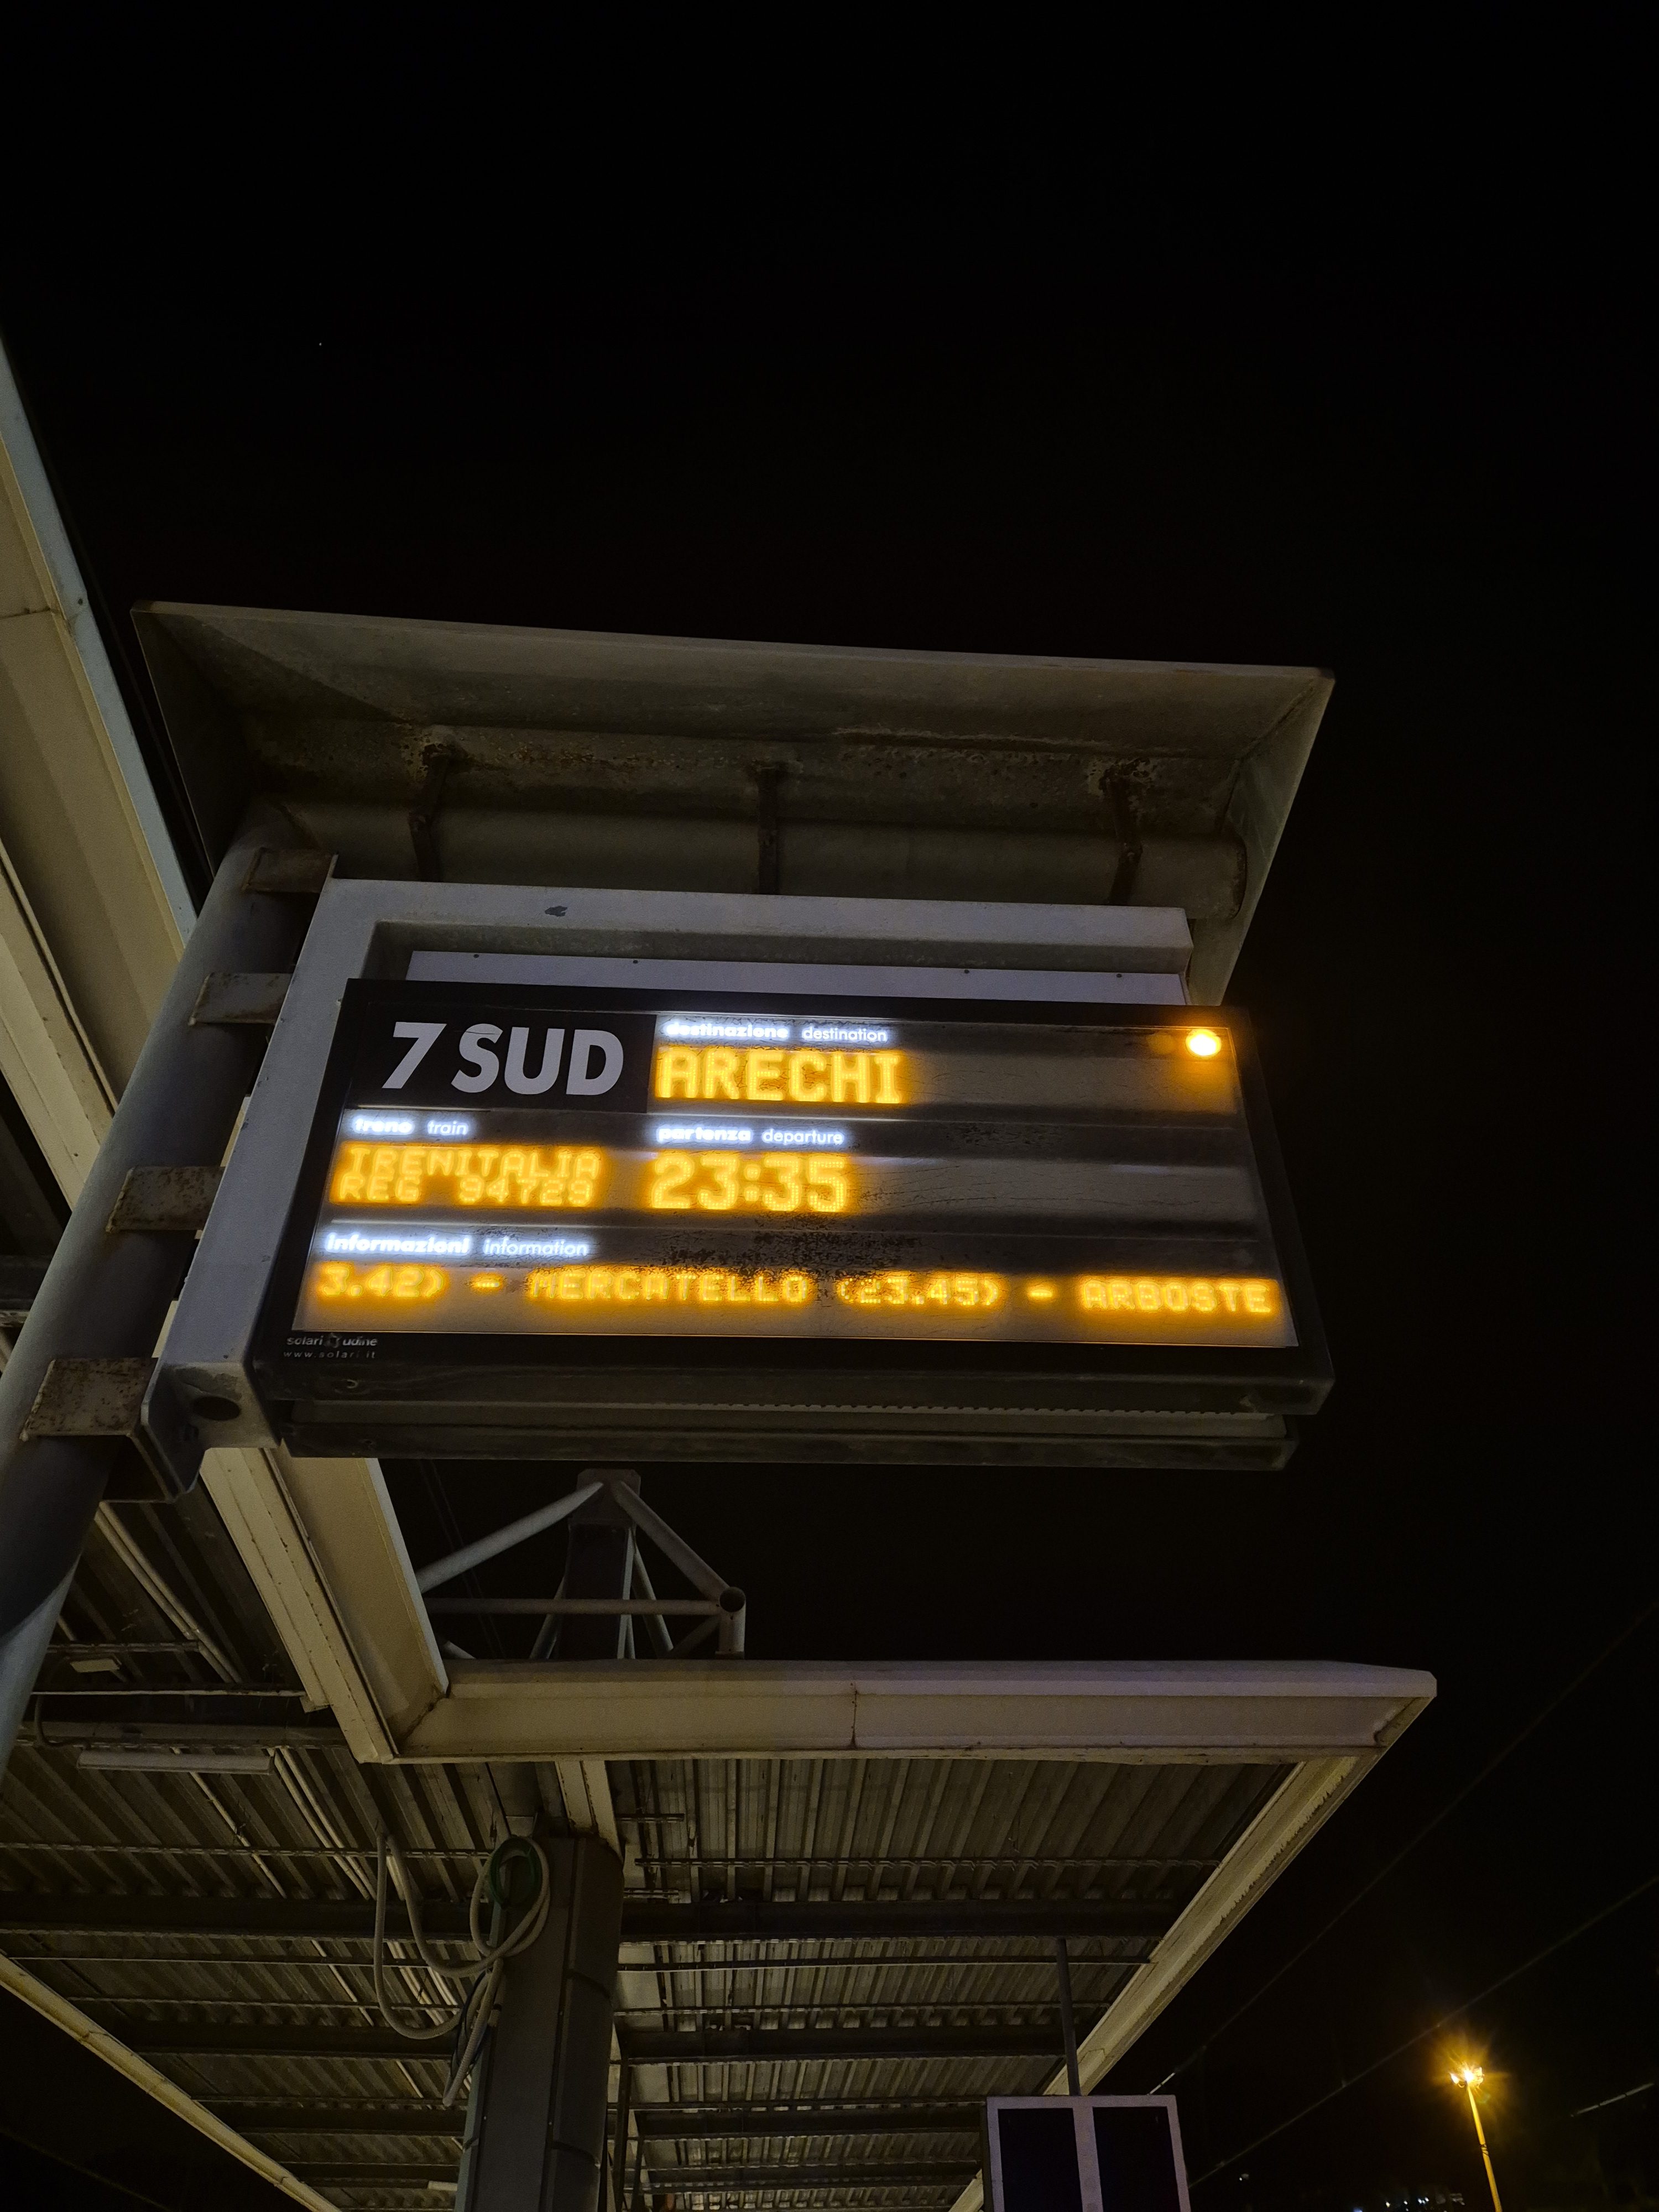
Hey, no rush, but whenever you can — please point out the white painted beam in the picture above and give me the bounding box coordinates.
[0,843,110,1196]
[0,1949,336,2211]
[0,337,191,1186]
[0,341,194,941]
[262,1451,449,1751]
[195,1446,414,1764]
[400,1659,1433,1764]
[554,1755,622,1855]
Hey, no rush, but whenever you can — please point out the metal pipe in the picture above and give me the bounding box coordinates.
[629,1552,674,1658]
[30,1684,305,1698]
[0,1893,1168,1939]
[113,2020,1081,2062]
[35,1640,204,1657]
[0,816,316,1778]
[426,1598,722,1616]
[718,1583,746,1656]
[528,1564,567,1662]
[650,2162,967,2191]
[415,1480,603,1592]
[1464,2078,1505,2212]
[3,1948,1129,1978]
[669,1615,721,1660]
[1055,1934,1082,2094]
[195,2100,986,2140]
[606,1482,728,1601]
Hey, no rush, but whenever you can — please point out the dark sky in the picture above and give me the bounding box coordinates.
[1,247,1650,2207]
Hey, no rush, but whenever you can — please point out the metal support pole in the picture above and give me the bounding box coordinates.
[459,1834,624,2212]
[611,2056,632,2212]
[1055,1937,1081,2096]
[557,1478,637,1662]
[629,1553,674,1659]
[1465,2080,1505,2212]
[0,816,315,1778]
[417,1481,604,1594]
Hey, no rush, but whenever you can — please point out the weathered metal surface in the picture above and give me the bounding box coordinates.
[21,1357,154,1439]
[106,1165,223,1234]
[131,606,1332,998]
[189,971,293,1026]
[242,846,334,895]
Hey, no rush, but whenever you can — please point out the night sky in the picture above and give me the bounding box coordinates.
[1,237,1649,2209]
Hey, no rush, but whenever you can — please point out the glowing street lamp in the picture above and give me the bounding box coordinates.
[1449,2065,1504,2212]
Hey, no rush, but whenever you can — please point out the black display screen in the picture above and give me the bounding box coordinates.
[264,982,1312,1363]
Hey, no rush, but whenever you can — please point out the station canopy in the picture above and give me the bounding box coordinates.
[0,598,1420,2212]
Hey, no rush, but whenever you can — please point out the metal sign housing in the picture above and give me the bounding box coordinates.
[145,880,1328,1480]
[984,2095,1192,2212]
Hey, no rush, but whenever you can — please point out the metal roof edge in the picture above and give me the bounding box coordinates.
[133,598,1332,690]
[399,1656,1434,1763]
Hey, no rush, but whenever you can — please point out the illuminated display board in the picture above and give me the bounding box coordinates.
[255,985,1324,1420]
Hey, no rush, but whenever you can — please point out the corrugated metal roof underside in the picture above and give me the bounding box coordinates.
[0,1489,1303,2206]
[4,1709,1288,2205]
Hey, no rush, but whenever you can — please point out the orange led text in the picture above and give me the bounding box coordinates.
[653,1046,906,1106]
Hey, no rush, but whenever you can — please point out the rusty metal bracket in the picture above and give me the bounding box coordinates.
[106,1166,223,1236]
[23,1358,156,1440]
[243,847,334,895]
[189,971,292,1026]
[23,1358,202,1502]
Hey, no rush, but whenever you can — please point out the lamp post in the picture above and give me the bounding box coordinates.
[1449,2066,1504,2212]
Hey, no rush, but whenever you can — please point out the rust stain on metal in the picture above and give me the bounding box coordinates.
[23,1358,156,1440]
[106,1166,223,1235]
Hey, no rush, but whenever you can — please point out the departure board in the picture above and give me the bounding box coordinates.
[265,983,1303,1357]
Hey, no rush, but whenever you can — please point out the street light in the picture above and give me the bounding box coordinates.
[1449,2065,1504,2212]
